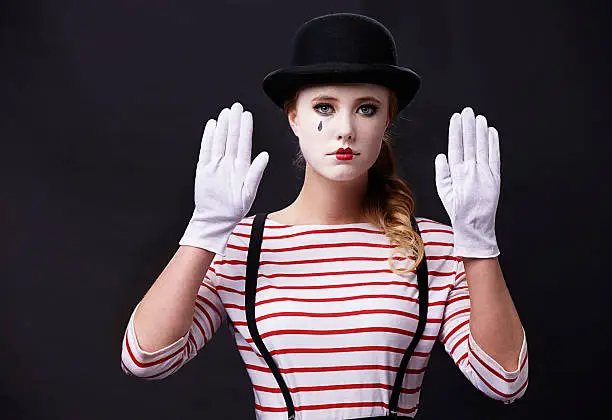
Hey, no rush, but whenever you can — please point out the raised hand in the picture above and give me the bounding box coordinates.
[179,102,269,256]
[434,107,501,258]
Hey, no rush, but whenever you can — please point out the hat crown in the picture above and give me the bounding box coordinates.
[290,13,398,67]
[261,12,420,112]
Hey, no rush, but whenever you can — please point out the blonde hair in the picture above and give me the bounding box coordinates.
[284,88,425,275]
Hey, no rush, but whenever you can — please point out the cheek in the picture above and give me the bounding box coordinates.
[371,139,384,156]
[359,124,386,156]
[298,134,323,163]
[361,140,383,169]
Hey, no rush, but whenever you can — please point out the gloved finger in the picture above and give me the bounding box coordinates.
[236,110,253,163]
[211,107,230,160]
[226,102,243,158]
[489,126,501,185]
[199,119,216,164]
[435,153,455,220]
[435,153,452,193]
[476,114,489,164]
[461,107,476,162]
[242,151,269,207]
[448,113,463,166]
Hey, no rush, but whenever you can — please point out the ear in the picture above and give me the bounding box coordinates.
[288,109,299,137]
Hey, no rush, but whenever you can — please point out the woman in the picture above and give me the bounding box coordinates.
[121,13,528,419]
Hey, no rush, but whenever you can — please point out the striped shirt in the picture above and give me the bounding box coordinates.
[121,215,529,419]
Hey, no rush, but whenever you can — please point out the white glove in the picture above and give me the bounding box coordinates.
[179,102,269,256]
[434,107,501,258]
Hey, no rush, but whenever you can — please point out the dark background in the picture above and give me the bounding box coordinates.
[1,0,610,419]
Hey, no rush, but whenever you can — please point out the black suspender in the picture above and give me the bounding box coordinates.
[245,212,296,420]
[388,215,429,418]
[245,213,429,420]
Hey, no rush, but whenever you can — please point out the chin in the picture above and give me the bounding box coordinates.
[312,164,369,182]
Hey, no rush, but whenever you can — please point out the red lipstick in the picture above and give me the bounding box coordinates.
[332,147,358,160]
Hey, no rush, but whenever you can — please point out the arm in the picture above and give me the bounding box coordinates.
[463,256,524,371]
[134,246,215,352]
[121,247,226,379]
[120,102,268,379]
[438,256,528,403]
[435,107,528,401]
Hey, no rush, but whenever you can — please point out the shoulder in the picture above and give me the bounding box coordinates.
[224,213,279,249]
[414,216,453,233]
[211,216,258,264]
[228,215,258,242]
[414,216,456,256]
[237,214,257,228]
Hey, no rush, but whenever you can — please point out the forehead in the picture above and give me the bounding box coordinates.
[297,83,389,101]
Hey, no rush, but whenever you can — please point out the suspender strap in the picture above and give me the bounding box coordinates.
[245,213,296,420]
[245,213,428,420]
[388,216,429,417]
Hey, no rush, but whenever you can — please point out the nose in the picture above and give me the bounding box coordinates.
[335,110,354,142]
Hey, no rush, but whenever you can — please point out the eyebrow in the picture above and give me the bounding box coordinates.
[310,95,382,105]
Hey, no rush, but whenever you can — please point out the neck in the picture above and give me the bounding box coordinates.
[280,164,369,225]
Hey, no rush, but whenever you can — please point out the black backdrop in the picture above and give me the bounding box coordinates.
[1,1,610,419]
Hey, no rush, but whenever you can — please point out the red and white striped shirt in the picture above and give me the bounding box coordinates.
[121,215,529,419]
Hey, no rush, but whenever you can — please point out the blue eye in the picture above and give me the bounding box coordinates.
[359,104,378,116]
[313,103,379,116]
[314,103,333,114]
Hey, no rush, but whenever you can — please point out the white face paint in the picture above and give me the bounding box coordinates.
[288,84,390,182]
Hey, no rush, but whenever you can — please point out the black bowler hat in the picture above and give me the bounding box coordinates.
[262,13,421,113]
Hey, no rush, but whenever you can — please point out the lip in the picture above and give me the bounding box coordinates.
[327,147,360,156]
[335,153,354,161]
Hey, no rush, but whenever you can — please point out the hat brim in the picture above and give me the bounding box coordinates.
[262,62,420,112]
